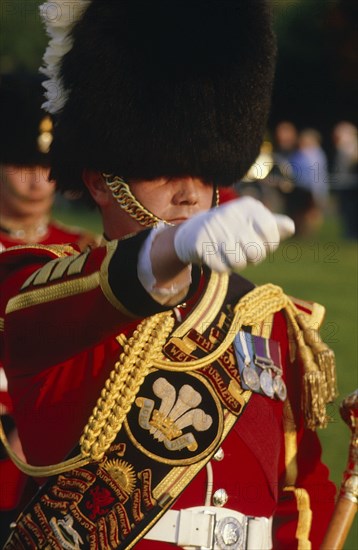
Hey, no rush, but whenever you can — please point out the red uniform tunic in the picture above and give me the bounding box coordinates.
[0,233,335,549]
[0,221,98,524]
[0,219,97,256]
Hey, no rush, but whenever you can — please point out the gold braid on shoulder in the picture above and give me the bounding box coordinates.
[0,284,336,477]
[79,311,175,462]
[0,311,175,476]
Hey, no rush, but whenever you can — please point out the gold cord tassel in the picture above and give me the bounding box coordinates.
[302,371,328,430]
[298,336,329,429]
[302,370,328,430]
[315,348,337,403]
[285,305,330,429]
[296,313,338,403]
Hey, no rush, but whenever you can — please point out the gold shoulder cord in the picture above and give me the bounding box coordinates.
[0,311,175,476]
[0,283,337,477]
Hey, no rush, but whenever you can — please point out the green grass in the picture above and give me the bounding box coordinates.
[53,201,103,235]
[53,204,358,548]
[245,218,358,550]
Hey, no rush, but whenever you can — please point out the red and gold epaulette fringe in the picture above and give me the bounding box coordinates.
[286,297,338,430]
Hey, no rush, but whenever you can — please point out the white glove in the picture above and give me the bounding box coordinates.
[174,196,295,273]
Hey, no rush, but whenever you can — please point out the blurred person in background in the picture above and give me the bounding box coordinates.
[0,73,99,546]
[264,122,298,214]
[0,73,98,252]
[330,121,358,239]
[236,122,298,214]
[235,139,279,208]
[289,128,329,236]
[273,121,298,165]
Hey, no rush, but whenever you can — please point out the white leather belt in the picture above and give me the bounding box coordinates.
[144,506,273,549]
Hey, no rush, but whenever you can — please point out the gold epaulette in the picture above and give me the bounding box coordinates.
[285,296,337,430]
[289,296,326,329]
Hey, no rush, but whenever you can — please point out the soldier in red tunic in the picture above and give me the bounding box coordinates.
[0,73,99,253]
[0,2,336,549]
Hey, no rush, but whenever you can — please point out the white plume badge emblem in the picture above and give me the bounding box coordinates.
[125,371,223,465]
[137,378,213,450]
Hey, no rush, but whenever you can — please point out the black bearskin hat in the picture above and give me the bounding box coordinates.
[0,73,53,167]
[41,0,276,201]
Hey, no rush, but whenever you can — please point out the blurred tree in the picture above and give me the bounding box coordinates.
[270,0,358,141]
[0,0,46,72]
[325,0,358,123]
[0,0,357,148]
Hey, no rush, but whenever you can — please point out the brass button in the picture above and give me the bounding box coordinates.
[213,447,224,461]
[212,488,229,507]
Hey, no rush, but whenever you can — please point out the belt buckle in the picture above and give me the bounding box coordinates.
[214,514,248,550]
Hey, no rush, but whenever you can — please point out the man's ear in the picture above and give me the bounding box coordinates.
[82,170,110,206]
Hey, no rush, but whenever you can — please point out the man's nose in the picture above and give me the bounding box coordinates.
[27,167,51,187]
[172,179,199,205]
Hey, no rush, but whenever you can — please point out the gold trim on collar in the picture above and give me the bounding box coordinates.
[99,240,138,318]
[0,318,4,331]
[100,244,229,322]
[173,272,229,338]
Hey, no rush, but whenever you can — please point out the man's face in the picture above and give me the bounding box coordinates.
[129,177,214,224]
[275,123,297,151]
[87,174,214,240]
[0,164,55,218]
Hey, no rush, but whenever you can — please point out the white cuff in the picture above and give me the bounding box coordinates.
[137,223,192,305]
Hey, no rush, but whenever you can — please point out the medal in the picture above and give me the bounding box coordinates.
[267,337,287,401]
[234,331,261,391]
[242,364,260,391]
[260,369,274,397]
[273,375,287,401]
[234,330,286,401]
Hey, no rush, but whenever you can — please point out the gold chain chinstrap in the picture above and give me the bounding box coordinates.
[103,173,173,228]
[102,173,220,228]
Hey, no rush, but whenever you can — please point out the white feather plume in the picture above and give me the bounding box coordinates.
[39,0,92,114]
